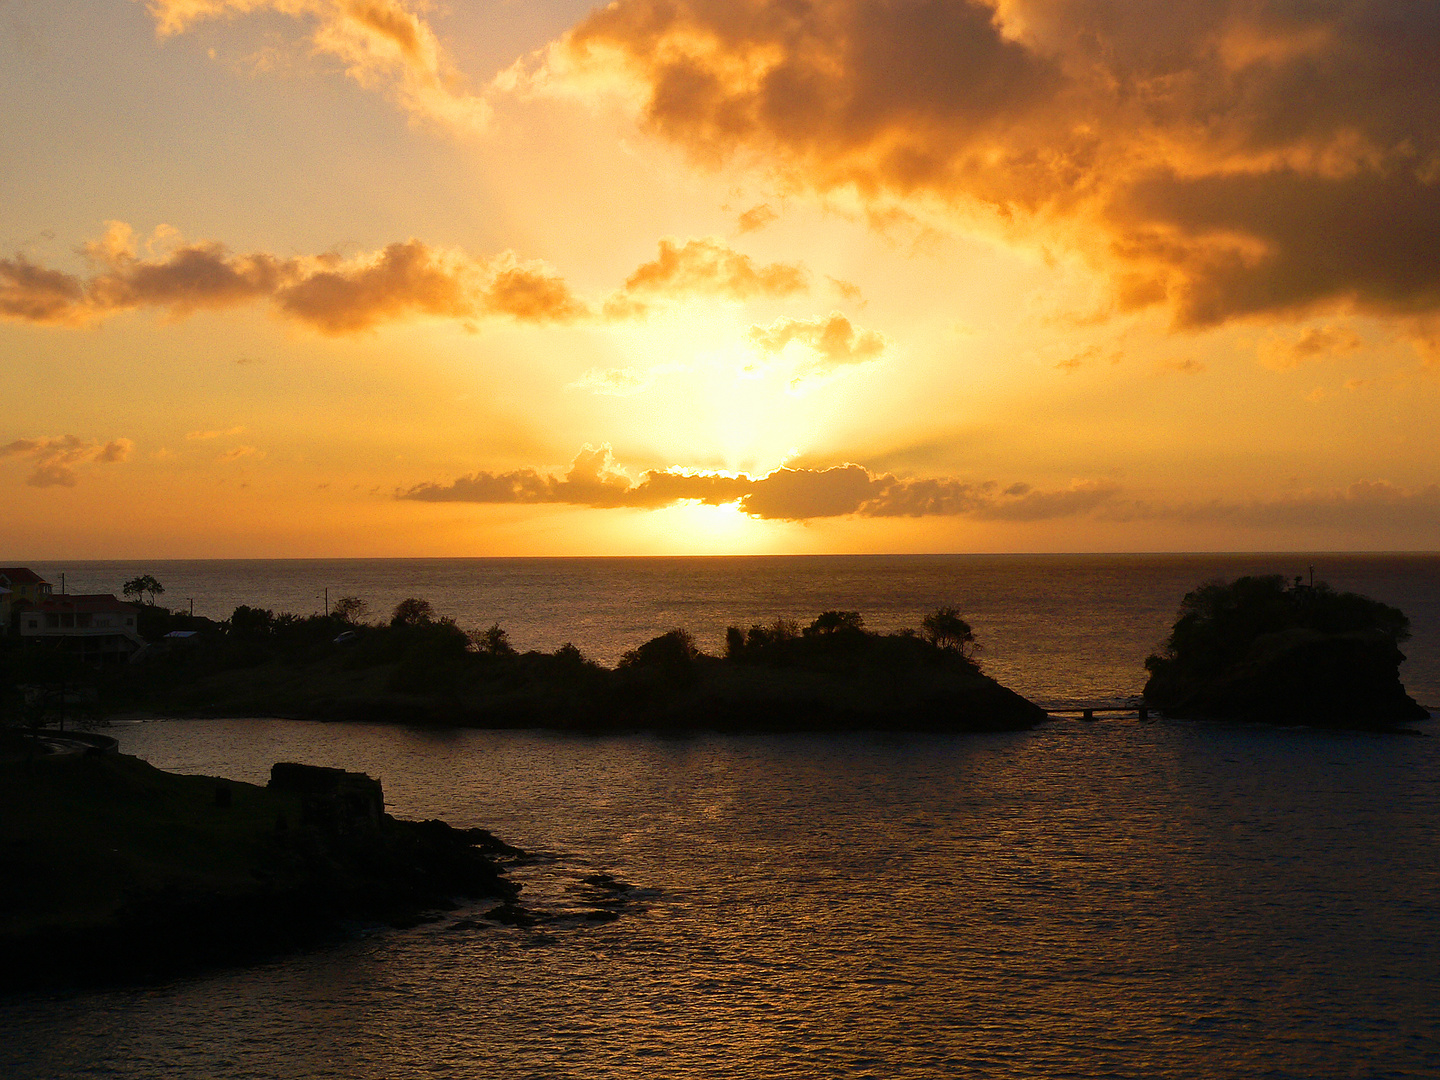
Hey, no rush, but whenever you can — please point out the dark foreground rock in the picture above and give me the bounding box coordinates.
[0,754,520,990]
[1144,575,1429,729]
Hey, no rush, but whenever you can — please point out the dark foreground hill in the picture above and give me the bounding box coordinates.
[0,743,520,989]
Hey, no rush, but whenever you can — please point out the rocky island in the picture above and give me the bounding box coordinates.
[1143,574,1429,729]
[0,738,522,990]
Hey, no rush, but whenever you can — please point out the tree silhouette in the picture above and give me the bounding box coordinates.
[473,623,516,656]
[922,607,976,657]
[333,596,368,624]
[391,597,434,627]
[122,575,164,605]
[805,610,864,636]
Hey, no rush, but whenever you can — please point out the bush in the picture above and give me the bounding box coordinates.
[391,598,435,628]
[805,611,864,637]
[471,623,516,657]
[619,629,699,670]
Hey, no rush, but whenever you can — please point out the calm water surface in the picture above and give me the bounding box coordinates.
[2,718,1437,1079]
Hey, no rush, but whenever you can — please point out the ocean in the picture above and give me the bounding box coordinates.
[3,554,1438,1077]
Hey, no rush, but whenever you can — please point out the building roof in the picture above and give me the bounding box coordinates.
[0,568,50,586]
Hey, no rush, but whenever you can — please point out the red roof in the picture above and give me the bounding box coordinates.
[0,568,49,586]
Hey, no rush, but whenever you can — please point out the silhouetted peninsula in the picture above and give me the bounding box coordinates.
[0,741,521,989]
[1143,575,1429,729]
[4,604,1046,734]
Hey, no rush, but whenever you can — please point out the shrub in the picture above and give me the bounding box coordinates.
[391,598,434,628]
[804,611,864,636]
[471,623,516,657]
[619,629,699,670]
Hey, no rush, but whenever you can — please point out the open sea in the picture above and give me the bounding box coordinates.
[3,554,1438,1077]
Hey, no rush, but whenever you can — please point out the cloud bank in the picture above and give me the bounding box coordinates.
[399,446,1440,537]
[398,444,1120,521]
[1,225,836,335]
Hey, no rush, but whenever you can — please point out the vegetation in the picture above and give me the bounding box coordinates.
[2,597,1043,734]
[121,574,165,605]
[922,607,977,657]
[332,595,368,623]
[1143,575,1427,728]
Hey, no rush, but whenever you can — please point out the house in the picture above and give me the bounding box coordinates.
[0,567,53,633]
[0,567,54,604]
[16,593,146,662]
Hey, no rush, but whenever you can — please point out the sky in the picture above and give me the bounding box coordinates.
[2,0,1438,557]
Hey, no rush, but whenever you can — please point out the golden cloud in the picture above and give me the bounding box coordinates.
[737,204,779,233]
[615,237,809,311]
[1258,324,1364,370]
[141,0,489,133]
[747,312,887,382]
[0,435,134,487]
[536,0,1440,328]
[2,227,815,334]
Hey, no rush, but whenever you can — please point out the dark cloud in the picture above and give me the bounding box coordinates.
[400,446,1440,540]
[0,257,87,324]
[553,0,1440,326]
[273,241,483,333]
[398,445,1120,521]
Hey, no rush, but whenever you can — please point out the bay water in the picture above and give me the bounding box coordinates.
[3,555,1438,1077]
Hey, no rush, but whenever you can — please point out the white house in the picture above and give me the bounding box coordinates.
[17,593,146,662]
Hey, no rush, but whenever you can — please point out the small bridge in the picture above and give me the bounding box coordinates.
[1045,706,1155,722]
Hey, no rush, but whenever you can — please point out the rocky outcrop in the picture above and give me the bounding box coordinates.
[0,753,522,990]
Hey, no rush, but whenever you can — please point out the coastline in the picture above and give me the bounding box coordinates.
[0,748,523,991]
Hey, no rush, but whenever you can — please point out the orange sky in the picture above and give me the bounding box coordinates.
[3,0,1438,556]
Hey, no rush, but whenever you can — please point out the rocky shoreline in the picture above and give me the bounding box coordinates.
[0,751,524,990]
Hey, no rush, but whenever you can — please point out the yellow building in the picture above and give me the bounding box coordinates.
[0,568,52,634]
